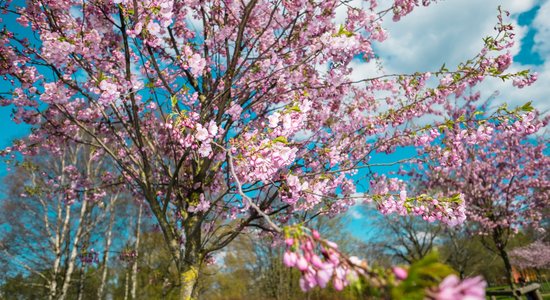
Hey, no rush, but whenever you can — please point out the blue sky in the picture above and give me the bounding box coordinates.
[0,1,548,239]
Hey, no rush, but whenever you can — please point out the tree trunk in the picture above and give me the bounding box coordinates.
[97,196,117,299]
[76,264,85,300]
[492,227,515,291]
[46,159,71,300]
[498,246,515,289]
[124,267,130,300]
[179,214,202,300]
[58,199,88,300]
[130,203,143,300]
[179,262,200,300]
[49,203,71,300]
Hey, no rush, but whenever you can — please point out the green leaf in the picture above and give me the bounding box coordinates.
[97,71,105,83]
[336,25,354,37]
[452,73,461,82]
[170,95,177,108]
[391,252,455,300]
[286,104,301,113]
[520,101,534,112]
[272,136,288,144]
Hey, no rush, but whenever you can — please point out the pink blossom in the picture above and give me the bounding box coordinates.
[188,194,211,213]
[207,121,218,137]
[195,124,209,142]
[283,251,297,267]
[392,267,408,280]
[316,268,333,288]
[428,275,486,300]
[268,112,280,128]
[187,53,206,77]
[147,21,161,36]
[198,143,212,157]
[296,256,308,271]
[226,104,243,120]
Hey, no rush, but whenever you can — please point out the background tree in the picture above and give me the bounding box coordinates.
[414,102,550,288]
[377,215,442,265]
[0,143,130,300]
[510,241,550,275]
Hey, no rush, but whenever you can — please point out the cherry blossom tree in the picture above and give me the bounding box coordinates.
[510,241,550,271]
[0,0,537,298]
[414,102,549,288]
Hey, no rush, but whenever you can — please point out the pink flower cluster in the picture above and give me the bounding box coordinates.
[187,193,211,213]
[40,82,71,105]
[510,241,550,270]
[370,175,467,226]
[419,108,549,233]
[512,73,537,88]
[79,248,99,265]
[98,80,121,106]
[181,45,207,77]
[283,231,360,292]
[41,33,75,65]
[194,120,218,158]
[392,0,433,21]
[427,275,486,300]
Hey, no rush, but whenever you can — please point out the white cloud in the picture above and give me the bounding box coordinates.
[376,0,533,73]
[359,0,549,112]
[349,59,384,83]
[533,0,550,57]
[347,207,364,220]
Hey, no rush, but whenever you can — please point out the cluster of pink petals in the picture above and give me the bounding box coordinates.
[392,0,433,21]
[187,193,211,213]
[370,176,467,226]
[283,232,359,292]
[510,241,550,270]
[427,275,486,300]
[420,109,549,232]
[512,73,537,88]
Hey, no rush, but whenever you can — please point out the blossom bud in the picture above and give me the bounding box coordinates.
[305,240,314,251]
[333,277,344,291]
[392,267,408,280]
[310,255,324,269]
[316,269,333,288]
[297,256,308,271]
[312,230,320,240]
[283,251,297,267]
